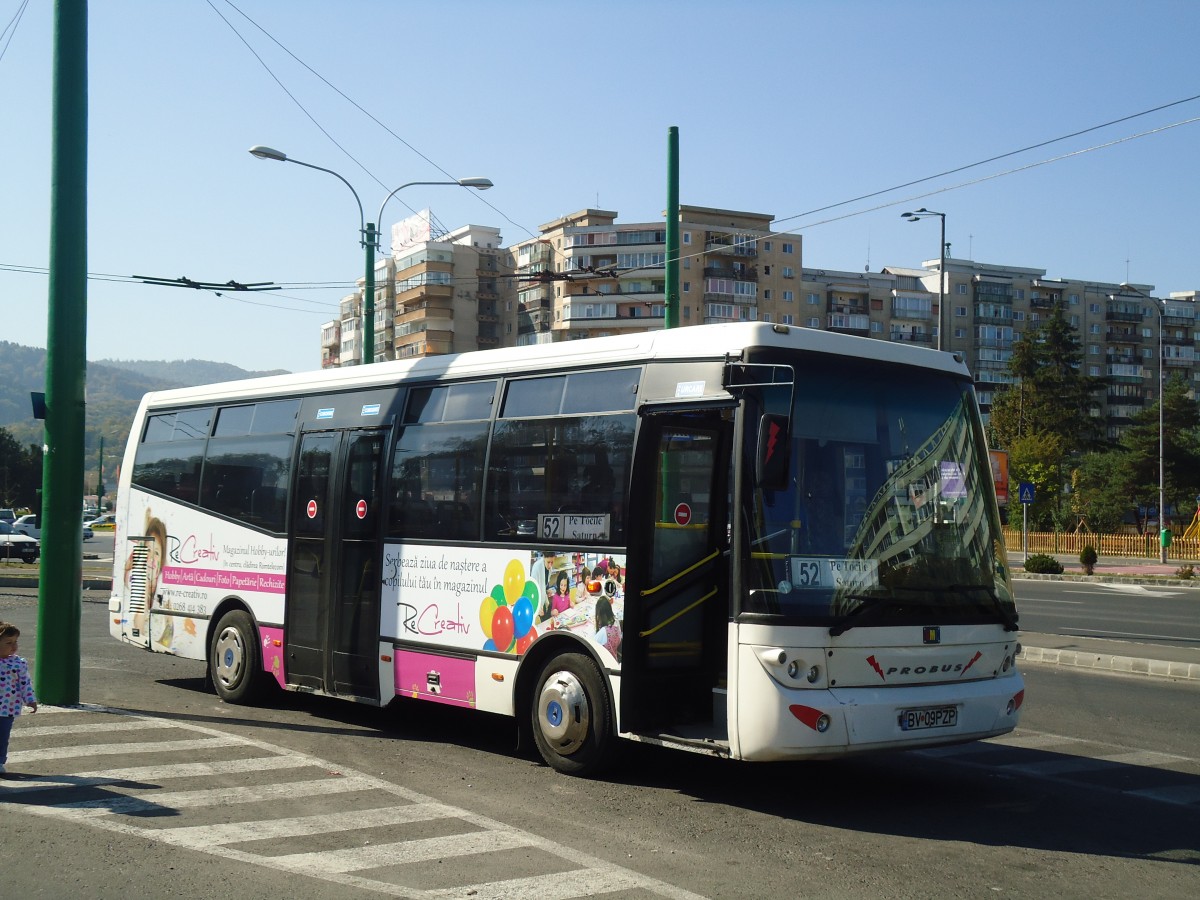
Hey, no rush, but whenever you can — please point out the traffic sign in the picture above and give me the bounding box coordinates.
[1018,482,1035,504]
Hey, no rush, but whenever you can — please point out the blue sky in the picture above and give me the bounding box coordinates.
[2,0,1198,374]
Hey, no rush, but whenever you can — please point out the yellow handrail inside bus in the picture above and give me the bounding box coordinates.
[641,548,720,597]
[639,587,717,638]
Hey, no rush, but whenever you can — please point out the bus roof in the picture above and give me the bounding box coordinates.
[136,322,970,410]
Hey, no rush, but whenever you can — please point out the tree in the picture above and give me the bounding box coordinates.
[1071,450,1134,533]
[1119,374,1200,531]
[0,426,42,510]
[1007,431,1064,530]
[988,302,1105,526]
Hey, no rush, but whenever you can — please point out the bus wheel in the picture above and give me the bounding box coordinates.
[210,610,264,704]
[531,652,614,776]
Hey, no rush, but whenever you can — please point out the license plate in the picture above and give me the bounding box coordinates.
[899,705,958,731]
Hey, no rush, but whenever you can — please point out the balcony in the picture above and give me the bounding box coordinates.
[1029,295,1059,309]
[889,331,932,344]
[1105,309,1145,323]
[703,266,757,281]
[1105,394,1144,406]
[1104,330,1143,344]
[1165,355,1194,368]
[703,292,757,306]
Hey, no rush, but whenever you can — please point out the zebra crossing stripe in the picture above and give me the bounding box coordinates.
[8,736,228,763]
[271,828,535,875]
[16,721,174,738]
[4,705,710,900]
[149,802,462,849]
[30,775,381,818]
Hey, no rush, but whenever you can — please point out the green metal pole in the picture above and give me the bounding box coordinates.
[362,222,376,365]
[37,0,88,705]
[664,126,680,330]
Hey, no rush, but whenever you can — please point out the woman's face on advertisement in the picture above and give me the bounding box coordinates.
[146,538,164,594]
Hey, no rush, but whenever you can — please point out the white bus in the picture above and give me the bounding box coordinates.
[108,322,1023,775]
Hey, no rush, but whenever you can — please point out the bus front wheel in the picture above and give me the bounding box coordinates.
[531,652,615,776]
[210,610,265,704]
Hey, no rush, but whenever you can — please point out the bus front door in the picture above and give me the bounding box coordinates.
[287,429,386,701]
[624,410,731,734]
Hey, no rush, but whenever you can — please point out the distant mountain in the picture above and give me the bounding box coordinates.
[96,358,289,387]
[0,341,290,454]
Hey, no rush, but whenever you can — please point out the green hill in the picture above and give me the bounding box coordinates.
[0,341,289,456]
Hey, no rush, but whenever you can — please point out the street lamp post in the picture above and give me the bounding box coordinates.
[900,208,947,351]
[1119,283,1168,564]
[249,146,492,365]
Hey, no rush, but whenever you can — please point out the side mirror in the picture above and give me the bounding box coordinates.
[756,414,790,490]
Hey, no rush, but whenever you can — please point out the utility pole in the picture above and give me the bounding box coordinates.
[664,126,680,329]
[37,0,88,705]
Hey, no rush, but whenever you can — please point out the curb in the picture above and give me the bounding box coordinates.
[1013,572,1200,587]
[1018,644,1200,682]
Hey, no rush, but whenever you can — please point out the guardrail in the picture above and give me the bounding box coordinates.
[1002,528,1199,560]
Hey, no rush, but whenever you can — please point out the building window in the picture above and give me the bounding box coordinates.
[955,328,966,338]
[782,242,794,254]
[956,284,967,295]
[762,313,771,323]
[683,282,690,293]
[782,314,794,325]
[806,317,819,328]
[955,306,967,317]
[1070,294,1080,304]
[1089,303,1101,313]
[807,292,820,305]
[1089,344,1099,355]
[870,321,882,332]
[782,266,795,278]
[683,232,691,244]
[763,241,772,252]
[1013,311,1025,321]
[1089,365,1100,376]
[783,290,794,302]
[1014,289,1025,300]
[763,289,772,300]
[763,265,771,275]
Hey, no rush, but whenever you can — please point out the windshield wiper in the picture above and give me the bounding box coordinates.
[947,584,1020,632]
[829,594,894,637]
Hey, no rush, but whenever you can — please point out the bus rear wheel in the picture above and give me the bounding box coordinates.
[531,651,615,776]
[210,610,265,704]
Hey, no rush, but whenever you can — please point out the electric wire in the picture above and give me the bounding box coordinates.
[0,0,29,68]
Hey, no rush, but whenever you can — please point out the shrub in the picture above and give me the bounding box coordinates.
[1175,565,1194,579]
[1080,545,1098,576]
[1024,554,1064,575]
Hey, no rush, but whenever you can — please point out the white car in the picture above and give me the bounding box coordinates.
[0,521,39,563]
[14,514,94,542]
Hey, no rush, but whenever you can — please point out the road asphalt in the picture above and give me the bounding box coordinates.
[2,551,1198,682]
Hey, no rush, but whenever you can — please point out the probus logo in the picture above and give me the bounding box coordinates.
[865,649,985,681]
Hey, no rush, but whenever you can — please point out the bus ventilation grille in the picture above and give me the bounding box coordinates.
[127,541,149,613]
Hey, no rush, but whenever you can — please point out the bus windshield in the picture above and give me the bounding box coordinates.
[741,355,1015,626]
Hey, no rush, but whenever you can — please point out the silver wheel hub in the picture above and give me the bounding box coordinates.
[213,627,245,688]
[536,670,590,756]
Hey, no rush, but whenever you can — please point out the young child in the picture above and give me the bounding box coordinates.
[0,621,38,775]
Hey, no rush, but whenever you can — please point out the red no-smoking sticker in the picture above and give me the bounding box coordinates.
[674,502,692,526]
[355,499,368,520]
[306,499,318,519]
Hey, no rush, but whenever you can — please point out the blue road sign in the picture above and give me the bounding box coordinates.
[1018,481,1035,504]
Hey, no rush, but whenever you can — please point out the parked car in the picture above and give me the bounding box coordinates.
[0,521,39,563]
[12,514,39,539]
[88,513,116,529]
[0,508,15,524]
[15,514,95,542]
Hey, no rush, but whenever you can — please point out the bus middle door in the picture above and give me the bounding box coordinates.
[287,428,386,701]
[623,409,731,734]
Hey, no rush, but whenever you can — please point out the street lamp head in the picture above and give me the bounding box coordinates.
[457,177,493,190]
[249,145,288,162]
[900,211,914,219]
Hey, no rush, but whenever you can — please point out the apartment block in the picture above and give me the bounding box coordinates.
[318,203,1197,442]
[508,205,802,343]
